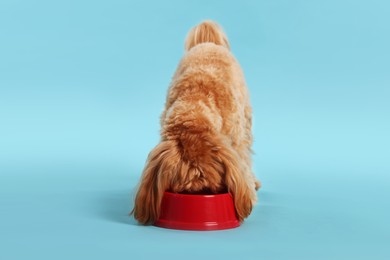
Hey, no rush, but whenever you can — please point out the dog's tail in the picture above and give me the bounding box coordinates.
[185,20,230,51]
[132,127,254,224]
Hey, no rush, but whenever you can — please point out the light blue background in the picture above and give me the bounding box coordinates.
[1,0,389,259]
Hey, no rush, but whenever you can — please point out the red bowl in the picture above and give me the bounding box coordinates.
[154,191,240,231]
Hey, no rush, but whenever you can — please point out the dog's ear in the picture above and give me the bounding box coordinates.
[185,20,230,51]
[131,141,179,225]
[218,145,255,222]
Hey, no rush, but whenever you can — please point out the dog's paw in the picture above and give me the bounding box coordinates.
[255,179,262,191]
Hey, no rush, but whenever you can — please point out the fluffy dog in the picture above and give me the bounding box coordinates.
[132,20,260,224]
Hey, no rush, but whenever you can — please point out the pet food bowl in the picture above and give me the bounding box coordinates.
[154,191,240,231]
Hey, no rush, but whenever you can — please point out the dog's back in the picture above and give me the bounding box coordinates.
[163,23,249,143]
[162,43,236,137]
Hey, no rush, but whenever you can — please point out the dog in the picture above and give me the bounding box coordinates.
[132,20,260,224]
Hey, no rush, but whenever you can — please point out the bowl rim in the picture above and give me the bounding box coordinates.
[163,191,231,198]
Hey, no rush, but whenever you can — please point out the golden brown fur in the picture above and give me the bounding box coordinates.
[132,20,260,225]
